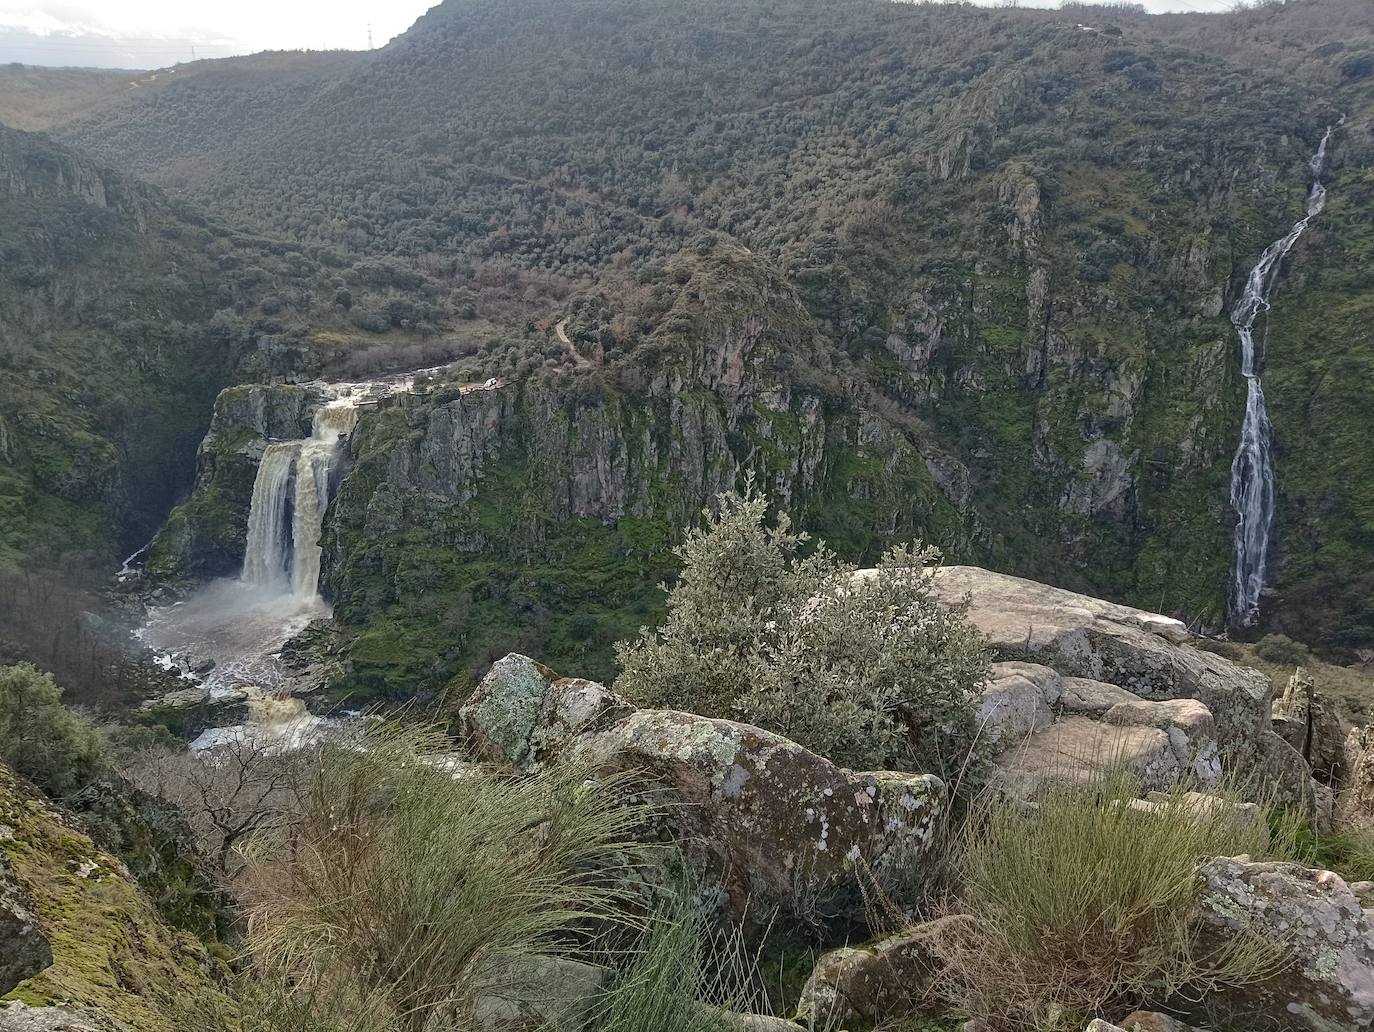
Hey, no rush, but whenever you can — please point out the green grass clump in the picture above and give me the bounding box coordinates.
[938,773,1283,1031]
[594,882,767,1032]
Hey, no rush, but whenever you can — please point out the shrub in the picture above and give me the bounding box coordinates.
[0,662,104,797]
[240,722,655,1032]
[938,772,1283,1030]
[614,486,989,776]
[1252,633,1311,667]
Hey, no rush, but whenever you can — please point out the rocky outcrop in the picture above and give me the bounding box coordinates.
[1342,723,1374,826]
[0,765,230,1032]
[794,916,966,1028]
[461,654,945,932]
[0,857,51,995]
[928,566,1273,770]
[1085,1017,1203,1032]
[1272,667,1346,779]
[1196,856,1374,1032]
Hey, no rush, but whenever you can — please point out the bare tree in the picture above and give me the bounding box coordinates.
[124,733,298,878]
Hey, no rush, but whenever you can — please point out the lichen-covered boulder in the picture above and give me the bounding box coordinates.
[794,915,966,1027]
[1101,699,1220,784]
[1197,856,1374,1031]
[462,655,946,930]
[927,567,1272,768]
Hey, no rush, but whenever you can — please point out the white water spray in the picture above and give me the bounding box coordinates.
[1228,124,1338,627]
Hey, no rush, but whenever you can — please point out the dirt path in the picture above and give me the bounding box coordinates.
[554,319,592,368]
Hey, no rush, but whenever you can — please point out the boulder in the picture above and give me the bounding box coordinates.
[473,955,608,1031]
[927,566,1272,768]
[1101,699,1221,785]
[994,715,1207,794]
[1116,1013,1204,1032]
[1272,667,1346,779]
[1056,676,1140,717]
[794,915,966,1027]
[0,856,51,995]
[462,655,946,931]
[977,662,1057,748]
[1196,856,1374,1031]
[1127,791,1268,848]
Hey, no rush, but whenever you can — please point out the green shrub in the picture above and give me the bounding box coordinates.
[938,773,1283,1030]
[0,662,104,797]
[1252,633,1311,667]
[614,486,989,776]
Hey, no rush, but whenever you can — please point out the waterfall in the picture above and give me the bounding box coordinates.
[1227,123,1338,627]
[241,396,359,600]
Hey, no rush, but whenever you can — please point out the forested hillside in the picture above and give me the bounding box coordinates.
[3,0,1374,686]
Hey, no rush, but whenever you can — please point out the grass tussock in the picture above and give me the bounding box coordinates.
[237,721,656,1032]
[594,881,768,1032]
[937,771,1286,1031]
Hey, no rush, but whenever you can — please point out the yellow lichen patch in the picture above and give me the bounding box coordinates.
[0,766,234,1030]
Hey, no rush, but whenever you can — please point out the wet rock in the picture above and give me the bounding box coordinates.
[462,655,946,931]
[1196,856,1374,1031]
[795,915,966,1028]
[927,566,1272,769]
[0,857,52,994]
[187,655,216,676]
[137,686,250,740]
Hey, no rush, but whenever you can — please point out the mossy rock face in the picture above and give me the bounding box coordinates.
[0,766,233,1031]
[144,383,324,587]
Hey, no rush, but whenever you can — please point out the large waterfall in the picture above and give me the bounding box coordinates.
[1227,125,1337,627]
[241,396,359,600]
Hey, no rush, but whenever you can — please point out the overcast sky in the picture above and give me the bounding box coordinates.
[0,0,1243,69]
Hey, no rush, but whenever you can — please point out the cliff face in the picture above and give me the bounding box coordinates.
[145,385,322,585]
[318,247,962,696]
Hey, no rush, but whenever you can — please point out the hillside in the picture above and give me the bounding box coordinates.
[3,0,1374,684]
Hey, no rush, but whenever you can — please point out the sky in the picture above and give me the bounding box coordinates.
[0,0,1245,69]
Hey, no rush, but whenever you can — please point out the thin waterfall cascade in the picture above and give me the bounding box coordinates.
[240,395,360,600]
[1227,122,1340,627]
